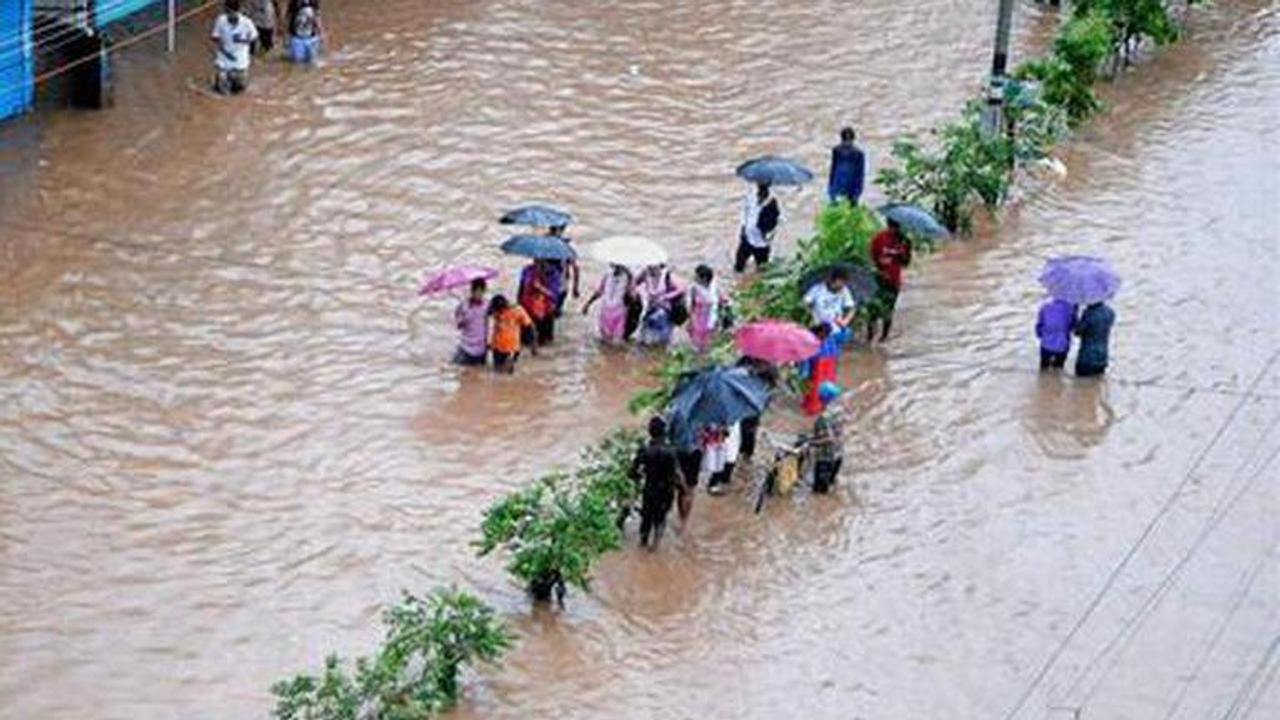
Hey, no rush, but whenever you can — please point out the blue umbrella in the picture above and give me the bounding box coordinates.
[499,204,575,228]
[500,234,577,261]
[667,366,772,435]
[1038,255,1121,305]
[735,156,814,186]
[878,203,949,239]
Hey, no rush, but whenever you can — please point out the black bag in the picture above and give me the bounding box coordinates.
[670,296,690,326]
[719,302,736,331]
[757,198,780,236]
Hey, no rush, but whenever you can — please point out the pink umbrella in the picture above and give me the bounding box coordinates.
[419,265,499,296]
[735,320,820,363]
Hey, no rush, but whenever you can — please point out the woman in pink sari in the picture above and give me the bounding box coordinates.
[582,264,635,343]
[687,264,723,352]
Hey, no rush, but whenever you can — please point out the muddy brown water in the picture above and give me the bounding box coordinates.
[1,1,1278,719]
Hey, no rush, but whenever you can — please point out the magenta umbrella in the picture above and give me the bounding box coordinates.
[735,320,821,364]
[419,265,499,296]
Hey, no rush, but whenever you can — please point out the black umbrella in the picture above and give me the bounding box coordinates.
[801,262,879,304]
[668,366,773,433]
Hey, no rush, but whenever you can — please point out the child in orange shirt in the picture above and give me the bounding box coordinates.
[488,294,536,373]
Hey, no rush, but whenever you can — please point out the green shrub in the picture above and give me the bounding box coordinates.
[1016,10,1114,124]
[1074,0,1181,65]
[477,428,650,603]
[272,589,513,720]
[736,202,882,324]
[877,107,1013,235]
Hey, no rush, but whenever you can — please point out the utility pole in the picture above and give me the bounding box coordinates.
[168,0,177,53]
[985,0,1016,134]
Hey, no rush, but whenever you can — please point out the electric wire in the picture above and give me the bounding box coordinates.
[1000,347,1280,720]
[1063,416,1280,707]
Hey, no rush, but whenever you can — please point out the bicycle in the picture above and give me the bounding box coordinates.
[752,430,814,514]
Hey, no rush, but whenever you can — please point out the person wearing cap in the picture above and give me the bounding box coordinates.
[811,382,846,494]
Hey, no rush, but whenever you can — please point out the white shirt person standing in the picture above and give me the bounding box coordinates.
[210,0,259,95]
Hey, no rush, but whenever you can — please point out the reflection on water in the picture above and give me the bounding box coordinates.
[1,1,1278,719]
[1022,375,1117,458]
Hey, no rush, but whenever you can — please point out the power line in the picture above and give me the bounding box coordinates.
[1065,425,1280,709]
[1220,633,1280,720]
[1161,541,1280,720]
[1000,348,1280,720]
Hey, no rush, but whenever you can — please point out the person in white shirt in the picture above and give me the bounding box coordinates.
[734,182,781,272]
[804,267,857,346]
[210,0,259,95]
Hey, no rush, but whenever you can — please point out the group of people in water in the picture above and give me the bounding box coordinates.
[443,123,1116,550]
[1036,296,1116,377]
[209,0,324,95]
[442,129,907,547]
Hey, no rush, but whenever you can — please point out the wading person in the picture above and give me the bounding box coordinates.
[246,0,281,55]
[488,294,535,373]
[518,260,558,346]
[827,127,867,205]
[286,0,323,64]
[802,323,841,416]
[704,422,741,496]
[1035,297,1077,371]
[810,383,846,494]
[548,226,580,316]
[453,278,489,366]
[687,264,724,352]
[629,417,680,549]
[735,356,777,464]
[582,264,635,345]
[1074,300,1115,377]
[735,182,781,272]
[805,267,858,346]
[868,219,912,343]
[210,0,259,95]
[636,264,682,347]
[668,414,701,529]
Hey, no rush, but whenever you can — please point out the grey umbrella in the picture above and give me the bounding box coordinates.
[499,204,575,229]
[735,156,814,186]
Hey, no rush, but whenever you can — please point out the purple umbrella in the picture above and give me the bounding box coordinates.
[419,265,499,296]
[1037,255,1121,305]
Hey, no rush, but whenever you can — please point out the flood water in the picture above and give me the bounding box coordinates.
[1,1,1278,718]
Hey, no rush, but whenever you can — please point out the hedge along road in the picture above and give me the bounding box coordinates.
[1,1,1277,719]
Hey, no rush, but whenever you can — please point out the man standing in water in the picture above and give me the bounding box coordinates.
[868,219,912,343]
[629,417,680,549]
[210,0,259,95]
[245,0,281,55]
[827,127,867,205]
[1074,301,1115,377]
[735,182,781,273]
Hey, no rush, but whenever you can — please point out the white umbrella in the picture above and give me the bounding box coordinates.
[588,236,670,267]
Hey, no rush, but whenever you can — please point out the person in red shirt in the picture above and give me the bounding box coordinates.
[868,219,912,342]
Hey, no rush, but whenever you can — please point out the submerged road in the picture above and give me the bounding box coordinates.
[1,1,1277,718]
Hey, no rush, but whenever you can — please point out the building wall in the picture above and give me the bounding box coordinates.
[0,0,34,120]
